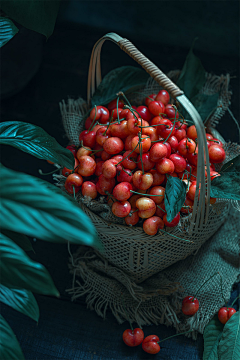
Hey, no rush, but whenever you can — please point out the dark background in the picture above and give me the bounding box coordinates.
[1,1,239,359]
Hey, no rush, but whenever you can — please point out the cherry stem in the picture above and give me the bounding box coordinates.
[157,205,166,213]
[130,190,163,197]
[117,91,130,107]
[116,97,120,124]
[120,293,134,332]
[157,329,194,344]
[115,143,139,166]
[129,209,138,217]
[105,191,116,202]
[192,272,219,301]
[159,229,194,243]
[230,295,240,308]
[138,133,144,175]
[103,114,114,136]
[88,105,98,133]
[39,168,61,176]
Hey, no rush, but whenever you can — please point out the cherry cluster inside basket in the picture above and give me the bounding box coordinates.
[57,33,237,283]
[62,88,226,236]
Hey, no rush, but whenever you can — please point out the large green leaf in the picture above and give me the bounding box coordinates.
[0,121,74,169]
[210,172,240,200]
[0,285,39,322]
[164,176,187,222]
[218,311,240,360]
[0,17,18,48]
[203,315,224,360]
[0,1,60,38]
[221,155,240,173]
[1,229,33,252]
[91,66,149,106]
[177,47,206,100]
[0,315,25,360]
[0,233,59,296]
[0,166,99,247]
[176,46,219,122]
[192,93,219,124]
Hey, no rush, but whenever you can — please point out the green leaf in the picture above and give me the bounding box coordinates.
[91,66,149,106]
[0,121,74,170]
[0,17,18,48]
[0,285,39,322]
[0,233,59,296]
[0,1,60,38]
[203,315,224,360]
[191,93,219,123]
[177,47,206,100]
[0,165,100,248]
[1,229,33,252]
[210,172,240,200]
[218,311,240,360]
[0,315,25,360]
[221,155,240,173]
[164,176,187,222]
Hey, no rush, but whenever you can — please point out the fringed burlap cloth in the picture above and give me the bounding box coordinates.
[58,71,240,338]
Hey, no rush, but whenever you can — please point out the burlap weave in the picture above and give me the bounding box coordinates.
[57,71,240,336]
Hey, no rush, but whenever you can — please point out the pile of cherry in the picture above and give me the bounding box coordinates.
[63,89,226,235]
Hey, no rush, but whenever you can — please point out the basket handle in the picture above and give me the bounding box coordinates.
[87,33,211,230]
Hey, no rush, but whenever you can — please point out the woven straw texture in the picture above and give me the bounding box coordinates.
[58,71,236,284]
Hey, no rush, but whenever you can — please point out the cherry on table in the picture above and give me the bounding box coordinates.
[142,335,160,354]
[122,328,144,347]
[181,296,199,316]
[218,307,236,324]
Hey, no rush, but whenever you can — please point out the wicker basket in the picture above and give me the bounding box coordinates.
[61,33,229,284]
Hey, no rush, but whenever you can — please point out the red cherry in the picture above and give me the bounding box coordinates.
[157,119,175,139]
[209,145,226,164]
[112,200,131,217]
[137,152,155,171]
[145,93,157,107]
[142,335,160,354]
[218,307,236,324]
[107,98,124,111]
[148,100,165,116]
[137,105,152,121]
[169,154,187,173]
[143,216,164,235]
[122,328,144,347]
[103,137,124,155]
[187,125,198,141]
[90,105,109,124]
[66,145,77,157]
[163,213,180,227]
[155,89,170,106]
[81,181,97,199]
[112,182,133,201]
[64,173,83,194]
[164,104,179,121]
[182,296,199,316]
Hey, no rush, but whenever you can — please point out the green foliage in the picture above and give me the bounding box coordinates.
[177,46,219,122]
[0,315,25,360]
[164,176,187,222]
[221,155,240,173]
[0,285,39,322]
[218,312,240,360]
[203,315,224,360]
[0,0,60,38]
[210,173,240,201]
[0,121,75,170]
[91,66,149,106]
[0,233,59,296]
[0,17,18,48]
[0,165,99,247]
